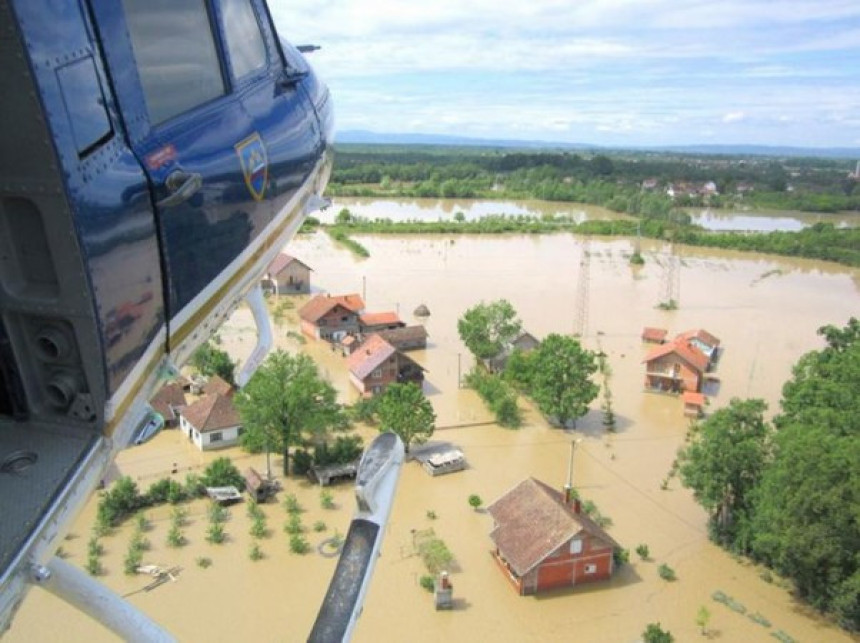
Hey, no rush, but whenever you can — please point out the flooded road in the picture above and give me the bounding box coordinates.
[7,231,858,642]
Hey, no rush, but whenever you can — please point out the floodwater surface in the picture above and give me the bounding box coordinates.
[7,231,859,643]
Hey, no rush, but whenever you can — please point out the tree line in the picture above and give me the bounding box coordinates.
[676,318,859,631]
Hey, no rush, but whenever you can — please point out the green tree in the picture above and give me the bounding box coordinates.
[234,351,346,475]
[468,494,483,511]
[376,382,435,454]
[750,319,859,629]
[696,605,711,635]
[189,341,236,385]
[526,334,598,427]
[457,299,522,360]
[676,398,770,546]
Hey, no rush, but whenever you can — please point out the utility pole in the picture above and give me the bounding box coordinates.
[573,238,590,338]
[563,438,582,504]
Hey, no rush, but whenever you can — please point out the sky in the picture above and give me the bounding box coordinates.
[270,1,860,149]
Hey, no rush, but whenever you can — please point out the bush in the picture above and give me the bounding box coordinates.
[349,397,379,424]
[97,477,144,528]
[249,543,264,561]
[289,534,310,554]
[201,457,244,490]
[636,544,650,560]
[166,525,185,548]
[196,557,212,569]
[207,502,229,524]
[291,449,314,476]
[87,537,103,558]
[206,523,225,544]
[184,473,206,498]
[468,494,483,511]
[464,369,521,428]
[283,494,301,514]
[320,489,335,510]
[419,575,435,592]
[250,515,267,539]
[123,548,142,575]
[642,622,674,643]
[313,521,327,532]
[85,554,102,576]
[658,563,676,581]
[285,514,303,535]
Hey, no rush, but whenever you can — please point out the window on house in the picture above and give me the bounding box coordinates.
[570,539,583,555]
[341,316,348,322]
[210,431,223,443]
[122,0,225,125]
[217,0,267,80]
[372,369,382,378]
[584,563,597,574]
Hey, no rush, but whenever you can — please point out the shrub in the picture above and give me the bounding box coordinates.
[166,525,185,548]
[289,534,310,554]
[184,473,206,498]
[87,537,103,558]
[206,523,225,544]
[285,514,303,535]
[201,457,244,490]
[320,489,335,510]
[249,543,264,561]
[283,494,301,514]
[97,477,144,528]
[123,547,142,575]
[468,495,483,511]
[85,554,102,576]
[207,502,229,524]
[419,575,435,592]
[291,449,314,476]
[313,521,327,532]
[636,544,650,560]
[250,515,267,539]
[658,563,676,581]
[642,622,674,643]
[426,510,437,520]
[196,557,212,569]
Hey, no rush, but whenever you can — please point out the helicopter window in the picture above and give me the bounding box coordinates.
[122,0,226,125]
[218,0,268,80]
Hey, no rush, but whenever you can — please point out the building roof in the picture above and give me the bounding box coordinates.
[487,478,620,577]
[359,311,403,327]
[375,325,428,345]
[512,331,540,351]
[267,252,311,276]
[641,327,668,342]
[347,334,397,380]
[203,374,234,397]
[298,293,365,323]
[643,338,709,373]
[181,393,241,433]
[149,381,187,421]
[676,329,720,349]
[682,391,706,406]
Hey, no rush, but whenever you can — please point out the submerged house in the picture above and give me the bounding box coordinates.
[676,329,720,368]
[375,325,428,351]
[487,478,620,595]
[359,311,405,334]
[149,381,187,427]
[298,293,365,341]
[180,393,243,451]
[346,334,424,396]
[643,338,709,393]
[263,252,312,294]
[485,331,540,373]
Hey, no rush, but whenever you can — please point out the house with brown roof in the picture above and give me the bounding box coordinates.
[346,334,424,396]
[202,374,234,397]
[642,338,709,393]
[298,293,365,341]
[682,391,706,418]
[263,253,312,294]
[179,393,243,451]
[149,381,187,427]
[359,311,405,334]
[487,478,620,595]
[375,325,428,351]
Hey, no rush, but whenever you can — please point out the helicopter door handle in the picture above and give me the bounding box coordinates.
[156,170,202,208]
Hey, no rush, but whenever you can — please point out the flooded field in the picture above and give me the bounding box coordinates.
[7,231,859,642]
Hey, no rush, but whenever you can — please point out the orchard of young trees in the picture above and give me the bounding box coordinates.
[676,318,859,631]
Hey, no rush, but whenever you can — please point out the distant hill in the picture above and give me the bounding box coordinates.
[337,130,860,159]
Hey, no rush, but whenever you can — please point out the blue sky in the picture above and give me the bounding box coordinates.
[271,1,860,148]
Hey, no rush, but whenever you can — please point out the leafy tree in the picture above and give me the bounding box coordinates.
[696,605,711,635]
[457,299,521,360]
[676,398,770,546]
[201,457,245,490]
[526,334,598,427]
[234,351,347,475]
[642,622,673,643]
[750,319,859,629]
[376,382,435,454]
[189,340,236,385]
[468,494,483,511]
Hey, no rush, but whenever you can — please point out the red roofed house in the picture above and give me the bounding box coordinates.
[263,253,312,294]
[643,338,709,393]
[298,293,365,342]
[180,393,243,451]
[641,327,667,344]
[149,381,187,427]
[682,391,706,418]
[346,334,424,396]
[359,311,406,334]
[487,478,620,595]
[675,329,720,367]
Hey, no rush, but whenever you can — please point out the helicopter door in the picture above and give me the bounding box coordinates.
[92,0,319,351]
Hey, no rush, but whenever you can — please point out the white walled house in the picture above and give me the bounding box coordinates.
[179,393,243,451]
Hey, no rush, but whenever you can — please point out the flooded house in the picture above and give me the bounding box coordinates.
[682,391,706,418]
[485,330,540,373]
[643,337,709,393]
[262,252,312,294]
[149,381,187,428]
[298,293,365,341]
[374,325,428,351]
[487,478,620,595]
[359,311,405,334]
[179,393,243,451]
[346,334,425,396]
[676,329,720,368]
[641,327,668,344]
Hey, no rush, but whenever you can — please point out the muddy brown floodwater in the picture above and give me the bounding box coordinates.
[7,231,859,643]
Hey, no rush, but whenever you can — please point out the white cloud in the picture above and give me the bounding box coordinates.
[722,112,746,123]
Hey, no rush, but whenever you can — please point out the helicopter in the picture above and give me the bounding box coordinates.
[0,0,396,639]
